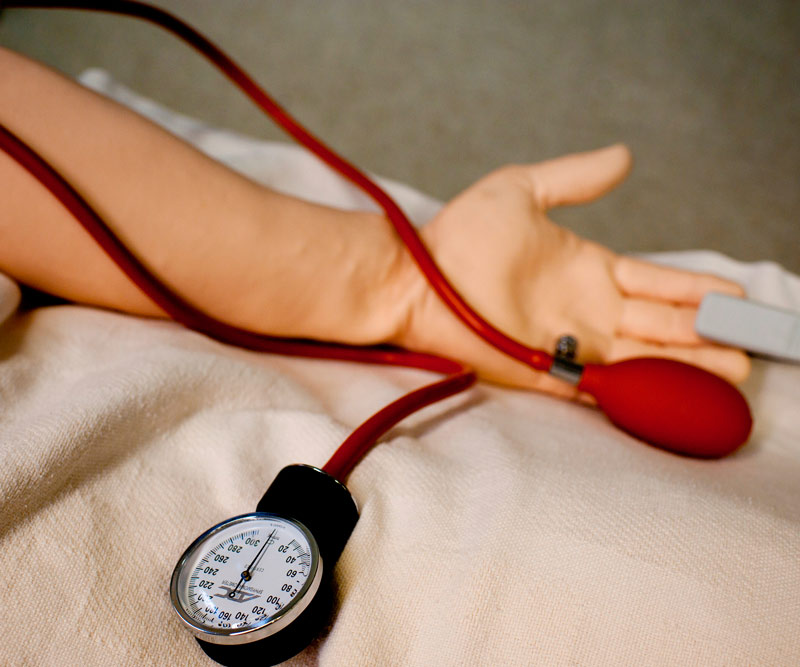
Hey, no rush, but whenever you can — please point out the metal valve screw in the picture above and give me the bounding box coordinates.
[555,335,578,360]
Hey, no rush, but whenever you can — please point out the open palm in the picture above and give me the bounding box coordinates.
[398,145,749,399]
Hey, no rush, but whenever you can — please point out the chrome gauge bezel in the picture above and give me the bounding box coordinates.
[170,513,323,646]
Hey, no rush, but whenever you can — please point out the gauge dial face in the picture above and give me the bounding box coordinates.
[171,514,322,645]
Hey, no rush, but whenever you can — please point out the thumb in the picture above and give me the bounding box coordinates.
[527,143,632,210]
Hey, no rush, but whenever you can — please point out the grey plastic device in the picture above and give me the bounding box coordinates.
[695,293,800,363]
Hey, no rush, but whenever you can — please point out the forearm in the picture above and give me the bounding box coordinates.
[0,47,415,344]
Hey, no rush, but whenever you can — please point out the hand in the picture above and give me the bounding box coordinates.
[396,145,750,400]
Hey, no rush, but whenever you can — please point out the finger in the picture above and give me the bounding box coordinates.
[480,358,596,405]
[428,326,593,402]
[527,143,632,210]
[405,295,595,403]
[618,298,704,345]
[608,337,751,385]
[614,256,745,305]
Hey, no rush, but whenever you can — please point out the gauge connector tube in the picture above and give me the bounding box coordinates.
[255,464,359,568]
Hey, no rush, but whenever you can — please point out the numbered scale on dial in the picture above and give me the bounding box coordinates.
[170,514,323,642]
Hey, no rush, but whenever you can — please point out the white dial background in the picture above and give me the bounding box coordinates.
[173,515,318,635]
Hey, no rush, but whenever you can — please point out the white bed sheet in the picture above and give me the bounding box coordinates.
[0,71,798,666]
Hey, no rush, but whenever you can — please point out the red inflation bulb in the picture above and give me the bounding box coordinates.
[550,337,752,457]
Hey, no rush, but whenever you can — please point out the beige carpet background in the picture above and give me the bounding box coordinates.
[1,1,798,271]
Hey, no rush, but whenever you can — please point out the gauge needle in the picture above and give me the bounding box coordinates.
[229,529,276,599]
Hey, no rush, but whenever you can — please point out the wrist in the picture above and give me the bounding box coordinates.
[339,211,426,346]
[234,195,425,348]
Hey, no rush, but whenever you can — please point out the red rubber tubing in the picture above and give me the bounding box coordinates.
[1,1,754,461]
[0,0,553,373]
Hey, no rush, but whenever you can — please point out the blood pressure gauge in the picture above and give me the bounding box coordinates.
[171,514,322,644]
[170,465,359,666]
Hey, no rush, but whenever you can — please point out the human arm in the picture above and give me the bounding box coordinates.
[0,46,417,346]
[0,47,749,398]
